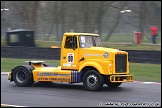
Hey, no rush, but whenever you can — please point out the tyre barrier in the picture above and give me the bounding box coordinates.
[1,47,161,64]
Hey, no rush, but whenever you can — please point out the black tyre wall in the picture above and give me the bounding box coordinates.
[83,70,104,91]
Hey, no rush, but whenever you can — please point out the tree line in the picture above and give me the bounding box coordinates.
[1,1,161,41]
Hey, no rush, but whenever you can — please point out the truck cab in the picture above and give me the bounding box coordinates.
[8,32,133,91]
[61,33,101,70]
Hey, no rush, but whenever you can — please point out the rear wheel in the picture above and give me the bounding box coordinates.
[83,70,104,91]
[13,66,34,87]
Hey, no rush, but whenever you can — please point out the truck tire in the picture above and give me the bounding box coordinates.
[83,70,104,91]
[13,66,34,87]
[43,63,55,67]
[106,82,122,87]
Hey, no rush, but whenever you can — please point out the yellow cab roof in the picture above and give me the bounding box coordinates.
[63,32,99,36]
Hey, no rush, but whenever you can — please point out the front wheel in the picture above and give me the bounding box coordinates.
[83,70,104,91]
[13,66,34,87]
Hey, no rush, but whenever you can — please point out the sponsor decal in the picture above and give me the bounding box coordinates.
[37,77,70,81]
[37,73,70,77]
[104,52,109,58]
[72,65,76,67]
[83,54,102,56]
[63,63,71,67]
[37,72,58,76]
[59,74,70,76]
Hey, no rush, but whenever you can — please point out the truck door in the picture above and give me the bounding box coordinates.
[61,36,79,70]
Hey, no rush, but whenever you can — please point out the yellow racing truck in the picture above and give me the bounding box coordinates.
[8,32,133,91]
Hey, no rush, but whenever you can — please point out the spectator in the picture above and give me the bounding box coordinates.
[150,26,158,44]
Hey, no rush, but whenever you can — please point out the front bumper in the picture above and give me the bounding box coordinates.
[110,74,133,82]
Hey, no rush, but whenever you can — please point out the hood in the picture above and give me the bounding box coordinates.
[79,47,127,60]
[85,47,126,53]
[90,47,122,52]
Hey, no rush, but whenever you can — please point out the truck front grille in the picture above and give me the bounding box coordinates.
[115,54,127,73]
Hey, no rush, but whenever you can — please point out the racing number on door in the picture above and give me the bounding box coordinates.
[68,56,73,62]
[68,53,74,63]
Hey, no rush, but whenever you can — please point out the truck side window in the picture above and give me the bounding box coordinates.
[64,36,77,49]
[64,36,73,48]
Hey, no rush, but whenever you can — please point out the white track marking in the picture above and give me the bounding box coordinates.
[1,104,28,107]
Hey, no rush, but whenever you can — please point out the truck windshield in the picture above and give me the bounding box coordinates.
[79,35,102,48]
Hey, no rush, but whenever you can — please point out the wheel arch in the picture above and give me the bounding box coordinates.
[79,61,104,78]
[80,66,99,82]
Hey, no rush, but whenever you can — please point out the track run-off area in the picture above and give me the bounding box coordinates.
[1,73,161,107]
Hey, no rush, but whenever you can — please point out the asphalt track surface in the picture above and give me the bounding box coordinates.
[1,74,161,107]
